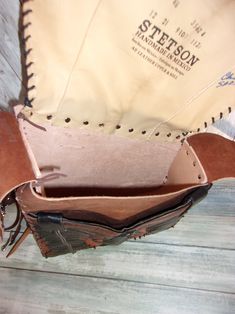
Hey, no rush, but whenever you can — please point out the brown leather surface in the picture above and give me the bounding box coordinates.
[2,126,235,257]
[15,133,235,231]
[187,133,235,182]
[16,184,201,226]
[25,201,191,257]
[0,112,35,202]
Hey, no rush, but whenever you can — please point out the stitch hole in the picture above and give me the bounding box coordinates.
[186,151,189,155]
[155,132,160,136]
[182,132,188,136]
[99,123,104,127]
[47,115,52,120]
[197,128,200,132]
[220,112,223,119]
[142,130,146,135]
[65,118,71,123]
[193,161,196,167]
[116,125,121,129]
[212,117,215,124]
[129,128,134,133]
[198,174,202,180]
[83,121,89,125]
[204,122,207,128]
[176,135,181,139]
[167,133,171,137]
[228,107,232,113]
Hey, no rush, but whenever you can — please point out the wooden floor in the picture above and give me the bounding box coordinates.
[0,1,235,313]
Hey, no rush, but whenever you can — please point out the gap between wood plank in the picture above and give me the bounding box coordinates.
[0,264,234,297]
[128,241,235,251]
[1,238,234,294]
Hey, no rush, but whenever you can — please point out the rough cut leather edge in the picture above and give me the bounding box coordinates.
[17,183,204,225]
[167,139,207,185]
[24,185,210,257]
[0,112,36,203]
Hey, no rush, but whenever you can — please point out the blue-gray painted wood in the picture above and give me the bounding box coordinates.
[0,267,234,314]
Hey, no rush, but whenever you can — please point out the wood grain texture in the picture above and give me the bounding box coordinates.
[1,235,235,293]
[207,111,235,141]
[0,268,234,314]
[0,0,23,108]
[0,0,21,78]
[0,52,21,107]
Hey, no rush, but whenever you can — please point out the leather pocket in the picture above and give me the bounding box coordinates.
[23,184,210,257]
[25,200,191,257]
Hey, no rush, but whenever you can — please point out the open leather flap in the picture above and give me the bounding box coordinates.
[22,0,235,138]
[18,0,235,192]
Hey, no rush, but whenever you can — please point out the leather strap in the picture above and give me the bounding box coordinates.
[187,133,235,182]
[167,133,235,185]
[0,112,35,250]
[0,112,35,202]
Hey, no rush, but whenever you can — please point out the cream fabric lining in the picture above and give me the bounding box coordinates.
[22,0,235,141]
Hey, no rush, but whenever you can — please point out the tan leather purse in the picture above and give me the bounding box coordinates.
[0,0,235,257]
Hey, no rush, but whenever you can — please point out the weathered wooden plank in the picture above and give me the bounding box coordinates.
[1,235,235,293]
[185,180,235,217]
[0,52,21,107]
[138,215,235,249]
[0,0,22,79]
[207,110,235,140]
[0,267,234,314]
